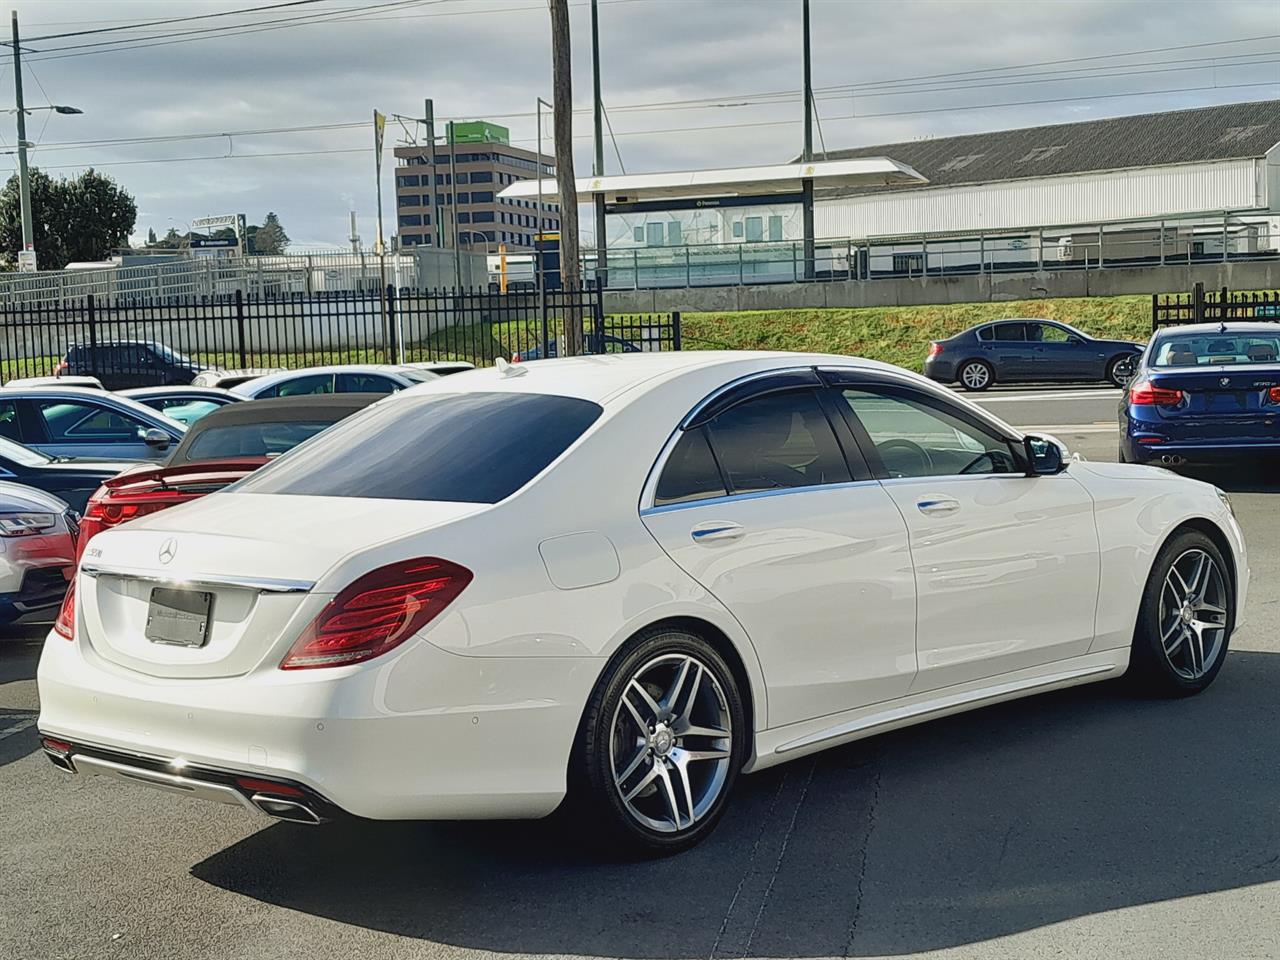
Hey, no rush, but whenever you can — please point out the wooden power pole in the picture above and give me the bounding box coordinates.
[549,0,583,356]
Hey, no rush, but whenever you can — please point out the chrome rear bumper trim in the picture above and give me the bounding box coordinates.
[71,754,263,813]
[79,563,314,594]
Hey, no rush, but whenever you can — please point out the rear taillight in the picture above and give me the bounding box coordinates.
[280,557,473,670]
[234,777,306,798]
[1129,380,1184,406]
[927,342,942,358]
[53,578,75,640]
[76,489,184,561]
[1268,386,1280,405]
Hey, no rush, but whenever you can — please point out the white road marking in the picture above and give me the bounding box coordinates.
[0,714,36,740]
[970,389,1122,404]
[1025,424,1119,435]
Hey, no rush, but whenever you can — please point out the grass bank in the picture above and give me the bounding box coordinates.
[678,295,1155,372]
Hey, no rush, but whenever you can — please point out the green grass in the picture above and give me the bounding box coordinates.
[678,295,1159,372]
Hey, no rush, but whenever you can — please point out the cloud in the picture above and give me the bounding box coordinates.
[10,0,1279,246]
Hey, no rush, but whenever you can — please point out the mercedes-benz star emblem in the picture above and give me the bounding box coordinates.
[158,538,177,565]
[1220,377,1231,387]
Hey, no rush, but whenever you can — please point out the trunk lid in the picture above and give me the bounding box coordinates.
[79,492,484,679]
[1146,366,1280,423]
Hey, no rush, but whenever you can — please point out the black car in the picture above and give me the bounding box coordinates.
[0,435,130,513]
[924,319,1144,391]
[56,339,212,390]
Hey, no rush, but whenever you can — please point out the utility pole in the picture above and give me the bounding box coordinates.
[801,0,815,281]
[549,0,583,355]
[424,98,443,251]
[448,120,461,288]
[10,11,35,272]
[590,0,607,292]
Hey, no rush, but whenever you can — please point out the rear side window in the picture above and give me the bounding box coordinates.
[336,373,397,394]
[993,323,1026,341]
[976,326,993,342]
[183,421,334,461]
[655,427,726,506]
[237,392,602,503]
[707,390,851,494]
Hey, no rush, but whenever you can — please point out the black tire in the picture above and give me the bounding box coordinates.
[576,626,747,856]
[957,359,993,392]
[1117,441,1129,464]
[1106,354,1137,388]
[1128,529,1234,697]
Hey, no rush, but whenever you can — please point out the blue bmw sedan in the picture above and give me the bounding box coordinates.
[1119,322,1280,466]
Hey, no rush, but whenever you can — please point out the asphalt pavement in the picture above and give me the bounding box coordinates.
[3,390,1278,960]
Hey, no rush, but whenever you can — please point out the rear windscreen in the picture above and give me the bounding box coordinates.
[1153,335,1280,367]
[181,421,335,461]
[235,392,603,503]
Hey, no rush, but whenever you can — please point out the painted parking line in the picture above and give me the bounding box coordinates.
[1025,423,1119,435]
[0,713,36,741]
[970,389,1122,404]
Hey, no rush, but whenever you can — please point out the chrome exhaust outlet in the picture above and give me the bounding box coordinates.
[250,794,323,825]
[43,749,75,773]
[1160,455,1186,466]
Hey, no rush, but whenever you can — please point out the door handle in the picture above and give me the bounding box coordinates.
[690,521,744,543]
[916,498,960,515]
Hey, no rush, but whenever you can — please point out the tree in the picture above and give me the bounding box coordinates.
[549,0,582,355]
[0,167,137,269]
[146,227,157,246]
[251,211,289,255]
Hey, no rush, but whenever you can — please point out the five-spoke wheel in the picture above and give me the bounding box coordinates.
[1131,530,1233,696]
[579,629,745,854]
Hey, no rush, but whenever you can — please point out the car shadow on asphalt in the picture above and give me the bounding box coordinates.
[191,648,1280,957]
[0,629,47,769]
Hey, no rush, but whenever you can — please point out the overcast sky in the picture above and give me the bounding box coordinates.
[7,0,1279,248]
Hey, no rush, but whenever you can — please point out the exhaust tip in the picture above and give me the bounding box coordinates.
[43,750,75,773]
[250,794,322,825]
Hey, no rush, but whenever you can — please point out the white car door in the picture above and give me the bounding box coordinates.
[641,375,917,728]
[828,375,1101,692]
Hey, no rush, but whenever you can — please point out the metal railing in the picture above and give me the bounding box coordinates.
[586,212,1280,290]
[0,286,681,383]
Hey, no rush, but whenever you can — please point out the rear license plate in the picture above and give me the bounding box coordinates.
[145,588,213,648]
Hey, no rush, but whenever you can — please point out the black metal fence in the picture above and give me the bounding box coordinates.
[0,285,682,383]
[1152,283,1280,330]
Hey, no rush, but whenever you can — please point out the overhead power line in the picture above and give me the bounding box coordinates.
[24,0,331,42]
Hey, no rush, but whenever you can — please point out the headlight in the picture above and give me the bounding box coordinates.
[1215,487,1234,517]
[0,513,58,537]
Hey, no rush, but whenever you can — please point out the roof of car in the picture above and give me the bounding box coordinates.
[120,386,240,399]
[398,350,900,405]
[1154,322,1280,338]
[231,364,436,396]
[0,384,188,429]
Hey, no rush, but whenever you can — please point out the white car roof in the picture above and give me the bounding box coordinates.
[398,351,906,406]
[119,386,238,399]
[232,364,433,397]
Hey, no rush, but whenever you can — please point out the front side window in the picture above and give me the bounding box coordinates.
[706,390,851,495]
[36,400,152,442]
[654,427,726,506]
[1028,323,1070,343]
[237,392,602,504]
[841,389,1017,478]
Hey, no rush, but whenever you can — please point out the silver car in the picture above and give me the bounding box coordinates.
[0,386,185,460]
[230,364,440,399]
[0,481,76,626]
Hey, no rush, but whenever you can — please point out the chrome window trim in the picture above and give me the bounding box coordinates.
[641,478,884,517]
[80,563,314,594]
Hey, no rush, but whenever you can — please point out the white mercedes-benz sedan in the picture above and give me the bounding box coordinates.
[37,352,1248,853]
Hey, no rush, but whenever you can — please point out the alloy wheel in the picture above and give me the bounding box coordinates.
[961,362,990,390]
[1158,548,1228,681]
[609,653,733,834]
[1110,356,1137,386]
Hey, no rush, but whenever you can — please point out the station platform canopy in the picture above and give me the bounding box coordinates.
[497,157,927,205]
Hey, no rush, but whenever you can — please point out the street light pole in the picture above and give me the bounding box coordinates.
[536,96,551,356]
[10,11,34,271]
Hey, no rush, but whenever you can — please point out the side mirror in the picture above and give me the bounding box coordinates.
[142,428,171,451]
[1024,433,1069,475]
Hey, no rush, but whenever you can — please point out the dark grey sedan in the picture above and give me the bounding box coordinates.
[924,319,1144,391]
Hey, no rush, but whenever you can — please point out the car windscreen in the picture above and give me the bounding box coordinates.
[180,421,336,462]
[235,392,603,503]
[1151,334,1280,367]
[0,435,51,466]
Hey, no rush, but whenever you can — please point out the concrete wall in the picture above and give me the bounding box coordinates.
[604,259,1280,314]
